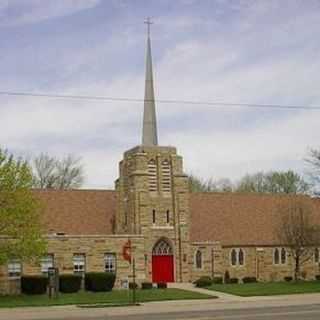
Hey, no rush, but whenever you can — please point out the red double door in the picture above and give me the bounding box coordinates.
[152,255,174,283]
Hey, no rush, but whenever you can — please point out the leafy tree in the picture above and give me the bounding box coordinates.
[236,170,309,194]
[0,149,46,264]
[32,153,84,189]
[277,197,320,281]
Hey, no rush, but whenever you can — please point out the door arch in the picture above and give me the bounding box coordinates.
[152,238,174,283]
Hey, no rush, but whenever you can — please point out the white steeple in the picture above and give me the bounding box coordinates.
[142,18,158,146]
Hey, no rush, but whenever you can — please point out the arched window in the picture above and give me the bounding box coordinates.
[274,248,280,265]
[166,210,170,224]
[231,249,237,266]
[238,249,244,266]
[148,159,158,192]
[315,248,320,263]
[281,248,286,264]
[152,239,173,255]
[195,250,202,269]
[161,159,171,192]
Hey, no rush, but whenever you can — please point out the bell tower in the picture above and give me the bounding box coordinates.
[115,19,190,282]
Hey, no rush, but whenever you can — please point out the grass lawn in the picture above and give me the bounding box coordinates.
[0,289,215,308]
[207,281,320,297]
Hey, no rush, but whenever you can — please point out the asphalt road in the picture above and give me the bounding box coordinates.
[83,304,320,320]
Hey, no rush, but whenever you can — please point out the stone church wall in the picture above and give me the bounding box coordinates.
[189,242,223,282]
[0,234,146,295]
[222,246,320,282]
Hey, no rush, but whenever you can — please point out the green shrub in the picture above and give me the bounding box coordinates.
[229,278,239,284]
[21,276,48,295]
[284,276,293,282]
[315,275,320,281]
[242,277,257,284]
[141,282,153,289]
[85,272,116,292]
[59,274,82,293]
[194,276,212,288]
[224,270,230,284]
[212,277,223,284]
[129,282,139,290]
[157,282,167,289]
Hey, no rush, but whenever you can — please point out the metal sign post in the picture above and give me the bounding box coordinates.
[132,257,136,305]
[48,267,59,298]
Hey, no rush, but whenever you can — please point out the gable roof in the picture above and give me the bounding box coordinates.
[33,189,320,246]
[190,192,320,246]
[33,189,116,235]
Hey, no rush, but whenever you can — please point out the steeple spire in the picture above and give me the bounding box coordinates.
[142,17,158,146]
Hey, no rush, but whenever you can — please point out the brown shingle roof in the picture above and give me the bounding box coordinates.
[190,193,320,246]
[33,189,116,235]
[33,189,320,245]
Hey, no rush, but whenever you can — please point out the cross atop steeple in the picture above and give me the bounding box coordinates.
[142,18,158,146]
[144,17,153,38]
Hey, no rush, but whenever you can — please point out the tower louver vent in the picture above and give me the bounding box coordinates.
[148,159,158,192]
[161,160,171,192]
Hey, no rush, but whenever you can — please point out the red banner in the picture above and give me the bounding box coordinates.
[122,240,132,263]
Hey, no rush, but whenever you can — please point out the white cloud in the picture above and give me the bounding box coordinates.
[1,0,320,188]
[0,0,100,27]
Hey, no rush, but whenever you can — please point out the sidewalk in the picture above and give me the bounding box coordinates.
[168,282,238,300]
[1,287,320,320]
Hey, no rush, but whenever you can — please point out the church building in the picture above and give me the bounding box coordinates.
[1,26,320,295]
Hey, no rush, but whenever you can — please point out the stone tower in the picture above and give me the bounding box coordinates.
[115,21,190,282]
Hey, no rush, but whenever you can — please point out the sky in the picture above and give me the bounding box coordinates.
[0,0,319,189]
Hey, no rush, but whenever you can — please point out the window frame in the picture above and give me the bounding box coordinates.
[194,250,203,270]
[230,248,245,267]
[230,249,237,266]
[7,259,22,278]
[40,254,54,274]
[280,247,287,265]
[73,253,86,275]
[273,247,287,265]
[273,248,280,265]
[238,248,245,266]
[104,253,116,273]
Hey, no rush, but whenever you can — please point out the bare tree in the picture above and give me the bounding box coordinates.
[305,148,320,187]
[33,153,57,188]
[54,155,84,189]
[32,153,84,189]
[188,174,217,192]
[188,174,234,192]
[277,197,320,281]
[215,178,233,192]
